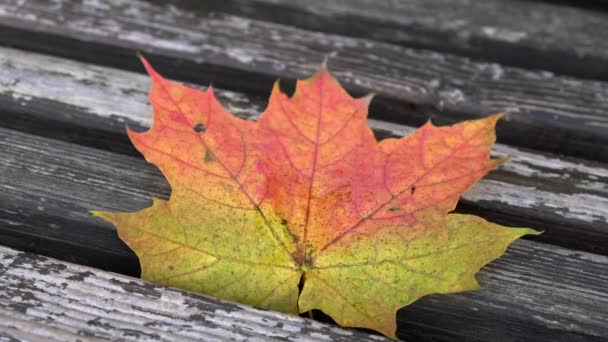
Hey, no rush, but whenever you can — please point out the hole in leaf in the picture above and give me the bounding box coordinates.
[193,123,207,133]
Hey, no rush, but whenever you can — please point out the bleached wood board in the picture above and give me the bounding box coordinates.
[0,245,384,342]
[0,0,607,161]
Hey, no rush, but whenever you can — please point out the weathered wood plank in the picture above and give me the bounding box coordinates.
[2,237,608,341]
[202,0,608,81]
[1,48,607,255]
[0,0,607,161]
[0,246,384,341]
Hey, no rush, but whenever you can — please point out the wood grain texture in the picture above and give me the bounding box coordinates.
[0,1,606,341]
[201,0,608,80]
[0,0,607,162]
[2,48,607,256]
[2,237,608,341]
[0,246,384,342]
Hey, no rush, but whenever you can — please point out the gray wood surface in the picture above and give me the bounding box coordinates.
[0,245,384,341]
[1,1,608,340]
[0,0,607,161]
[205,0,608,80]
[2,48,607,256]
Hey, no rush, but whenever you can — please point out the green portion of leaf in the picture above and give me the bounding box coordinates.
[299,213,539,338]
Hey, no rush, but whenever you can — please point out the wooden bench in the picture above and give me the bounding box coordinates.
[0,0,607,340]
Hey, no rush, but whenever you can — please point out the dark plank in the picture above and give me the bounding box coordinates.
[1,48,607,255]
[0,1,607,162]
[2,230,608,341]
[523,0,608,12]
[0,246,383,341]
[200,0,608,81]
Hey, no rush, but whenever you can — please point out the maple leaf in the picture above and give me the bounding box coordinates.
[92,59,539,339]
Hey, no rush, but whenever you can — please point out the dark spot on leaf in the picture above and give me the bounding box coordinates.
[193,123,206,133]
[388,207,401,212]
[204,149,216,164]
[168,265,174,270]
[411,185,416,194]
[305,250,314,266]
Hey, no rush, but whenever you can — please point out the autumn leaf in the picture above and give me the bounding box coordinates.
[92,59,539,339]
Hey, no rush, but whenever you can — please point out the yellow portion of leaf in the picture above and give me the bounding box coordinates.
[298,212,539,338]
[93,196,301,314]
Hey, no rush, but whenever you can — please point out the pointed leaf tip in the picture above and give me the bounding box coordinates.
[487,112,504,126]
[493,156,512,168]
[491,112,505,119]
[138,54,161,78]
[522,227,543,236]
[90,210,111,221]
[359,93,375,107]
[321,55,329,69]
[273,79,281,90]
[125,124,141,140]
